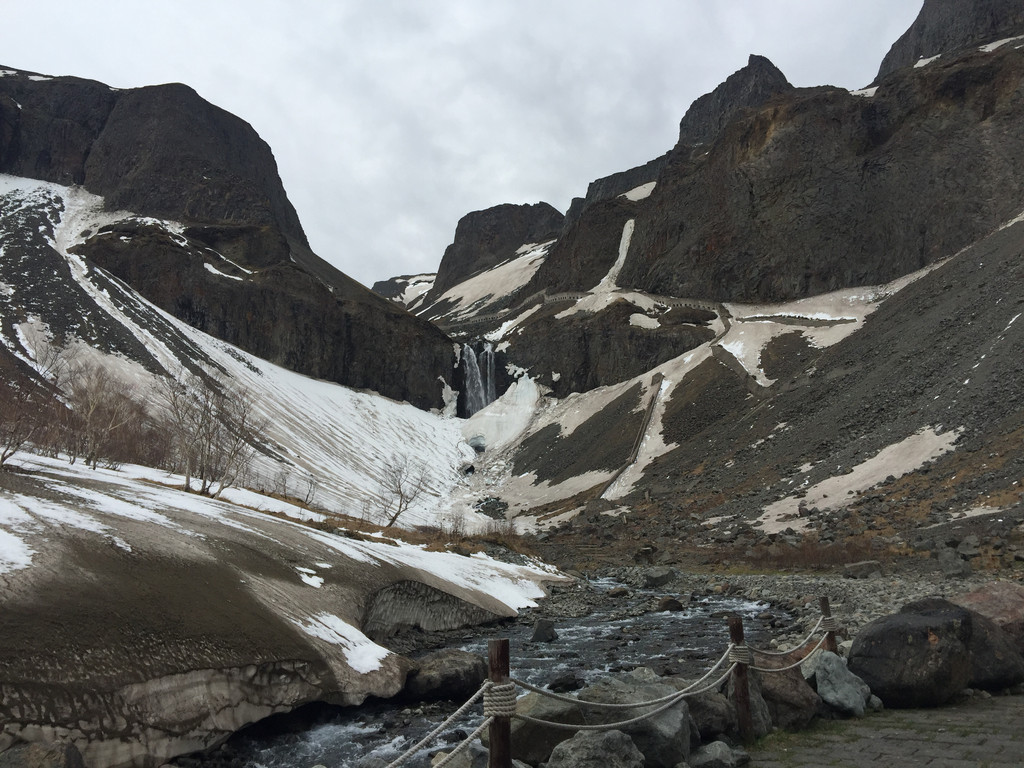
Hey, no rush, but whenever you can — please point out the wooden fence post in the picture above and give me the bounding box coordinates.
[728,616,754,745]
[819,596,839,654]
[488,638,511,768]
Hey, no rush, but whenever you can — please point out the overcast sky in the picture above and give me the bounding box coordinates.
[3,1,923,288]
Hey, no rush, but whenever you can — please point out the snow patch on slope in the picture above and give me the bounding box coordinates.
[427,241,553,321]
[755,427,962,533]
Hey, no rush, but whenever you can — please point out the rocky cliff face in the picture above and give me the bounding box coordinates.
[877,0,1024,80]
[429,202,564,298]
[0,68,454,409]
[618,43,1024,302]
[562,153,670,231]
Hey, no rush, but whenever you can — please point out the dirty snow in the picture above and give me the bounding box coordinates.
[849,86,878,97]
[426,241,552,320]
[914,54,941,68]
[292,613,391,673]
[979,35,1024,52]
[621,182,656,201]
[462,376,541,453]
[756,427,962,533]
[629,313,660,329]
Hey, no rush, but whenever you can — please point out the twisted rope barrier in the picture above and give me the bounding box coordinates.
[378,595,842,768]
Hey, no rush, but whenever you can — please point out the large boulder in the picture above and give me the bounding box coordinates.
[752,665,820,730]
[802,651,871,716]
[687,691,737,743]
[847,599,972,707]
[402,650,487,702]
[963,610,1024,691]
[506,691,586,766]
[577,667,692,768]
[545,730,644,768]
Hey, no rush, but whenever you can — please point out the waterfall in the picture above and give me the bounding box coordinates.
[481,342,496,405]
[463,344,486,416]
[462,342,497,416]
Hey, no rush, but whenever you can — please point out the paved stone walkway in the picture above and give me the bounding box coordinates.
[748,694,1024,768]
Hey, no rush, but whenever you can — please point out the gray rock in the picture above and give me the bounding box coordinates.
[546,730,644,768]
[0,742,84,768]
[688,740,751,768]
[655,596,685,612]
[578,667,691,768]
[842,560,882,579]
[686,691,737,742]
[403,650,487,703]
[506,691,586,765]
[531,619,559,643]
[753,665,820,730]
[806,651,871,716]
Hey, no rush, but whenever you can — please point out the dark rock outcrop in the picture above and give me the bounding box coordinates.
[503,301,714,397]
[430,202,564,298]
[676,54,793,148]
[563,153,670,231]
[877,0,1024,80]
[0,67,455,409]
[76,222,453,410]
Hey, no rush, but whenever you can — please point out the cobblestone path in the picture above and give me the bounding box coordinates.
[749,694,1024,768]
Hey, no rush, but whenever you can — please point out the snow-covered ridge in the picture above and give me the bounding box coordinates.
[0,174,493,531]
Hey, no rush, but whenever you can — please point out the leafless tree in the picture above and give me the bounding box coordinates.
[0,380,47,470]
[373,456,429,528]
[156,368,265,497]
[64,362,141,469]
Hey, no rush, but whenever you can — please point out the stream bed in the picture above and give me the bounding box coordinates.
[185,578,789,768]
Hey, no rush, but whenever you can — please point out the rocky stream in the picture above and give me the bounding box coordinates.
[177,565,1004,768]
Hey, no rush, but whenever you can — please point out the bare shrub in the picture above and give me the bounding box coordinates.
[0,380,50,470]
[369,456,429,528]
[156,368,266,497]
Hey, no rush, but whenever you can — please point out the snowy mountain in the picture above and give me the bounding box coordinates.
[3,2,1024,766]
[394,4,1024,570]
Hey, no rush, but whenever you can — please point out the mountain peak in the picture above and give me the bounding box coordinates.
[676,53,793,148]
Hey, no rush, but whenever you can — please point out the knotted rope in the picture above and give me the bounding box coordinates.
[483,681,518,718]
[727,643,753,665]
[819,615,840,633]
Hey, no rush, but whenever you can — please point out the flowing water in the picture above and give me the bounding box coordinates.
[196,579,787,768]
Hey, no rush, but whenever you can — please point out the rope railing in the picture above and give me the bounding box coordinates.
[379,594,842,768]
